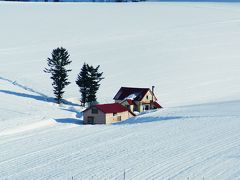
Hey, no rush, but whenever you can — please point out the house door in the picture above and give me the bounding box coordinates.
[87,116,94,124]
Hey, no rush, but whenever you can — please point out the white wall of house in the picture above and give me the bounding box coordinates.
[105,111,133,124]
[83,108,106,124]
[141,90,157,103]
[83,108,134,124]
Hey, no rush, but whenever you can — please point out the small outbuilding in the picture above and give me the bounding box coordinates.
[83,103,135,124]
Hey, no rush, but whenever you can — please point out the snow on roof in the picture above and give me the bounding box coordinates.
[124,93,137,100]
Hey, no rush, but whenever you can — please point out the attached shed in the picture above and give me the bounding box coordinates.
[83,103,135,124]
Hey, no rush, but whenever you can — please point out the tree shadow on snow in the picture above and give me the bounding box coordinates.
[0,90,79,106]
[54,118,83,125]
[114,116,187,125]
[61,108,83,119]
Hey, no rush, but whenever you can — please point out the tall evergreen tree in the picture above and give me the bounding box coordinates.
[44,47,72,104]
[76,63,104,107]
[76,63,90,107]
[88,65,104,104]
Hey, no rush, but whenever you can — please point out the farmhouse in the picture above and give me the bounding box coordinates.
[114,86,162,113]
[83,103,135,124]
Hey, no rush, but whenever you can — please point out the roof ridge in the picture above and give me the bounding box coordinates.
[121,86,150,90]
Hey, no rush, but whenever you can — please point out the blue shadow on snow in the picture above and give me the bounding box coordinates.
[114,116,186,125]
[61,108,83,119]
[54,118,83,125]
[0,90,79,106]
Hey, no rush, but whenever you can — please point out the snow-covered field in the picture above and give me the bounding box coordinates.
[1,2,240,179]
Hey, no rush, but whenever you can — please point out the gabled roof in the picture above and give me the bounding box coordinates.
[84,103,133,114]
[113,87,153,101]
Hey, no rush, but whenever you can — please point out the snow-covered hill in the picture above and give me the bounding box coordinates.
[0,2,240,179]
[1,100,240,179]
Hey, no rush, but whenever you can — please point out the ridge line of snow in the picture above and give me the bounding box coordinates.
[0,118,55,137]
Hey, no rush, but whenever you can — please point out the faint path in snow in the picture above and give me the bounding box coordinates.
[0,76,46,97]
[0,76,79,106]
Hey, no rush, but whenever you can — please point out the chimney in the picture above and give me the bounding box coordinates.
[151,86,155,109]
[152,86,155,95]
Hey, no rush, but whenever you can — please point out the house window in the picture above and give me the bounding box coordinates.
[92,108,98,114]
[117,116,121,121]
[113,112,117,116]
[146,95,149,100]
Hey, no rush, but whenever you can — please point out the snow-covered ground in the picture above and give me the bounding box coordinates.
[1,2,240,179]
[1,101,240,179]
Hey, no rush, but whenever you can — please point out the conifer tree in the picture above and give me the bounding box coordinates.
[76,63,90,107]
[44,47,72,104]
[88,65,104,104]
[76,63,104,107]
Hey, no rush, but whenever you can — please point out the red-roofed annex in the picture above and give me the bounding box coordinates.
[83,103,135,124]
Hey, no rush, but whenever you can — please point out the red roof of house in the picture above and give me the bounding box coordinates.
[127,99,135,105]
[113,87,152,101]
[124,99,136,105]
[95,103,129,113]
[152,101,162,109]
[84,103,129,114]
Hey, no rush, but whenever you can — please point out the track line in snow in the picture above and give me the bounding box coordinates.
[0,76,47,98]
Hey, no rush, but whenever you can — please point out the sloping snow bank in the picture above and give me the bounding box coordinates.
[0,100,240,179]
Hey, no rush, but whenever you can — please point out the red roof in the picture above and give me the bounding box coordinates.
[88,103,129,114]
[125,99,136,105]
[153,101,162,109]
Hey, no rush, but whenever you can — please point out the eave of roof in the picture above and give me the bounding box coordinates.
[83,103,131,114]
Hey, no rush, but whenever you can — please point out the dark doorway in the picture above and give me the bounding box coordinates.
[87,116,94,124]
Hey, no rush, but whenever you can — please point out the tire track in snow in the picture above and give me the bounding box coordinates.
[122,116,240,179]
[0,126,139,179]
[0,126,126,178]
[1,106,240,179]
[80,117,240,180]
[140,126,240,179]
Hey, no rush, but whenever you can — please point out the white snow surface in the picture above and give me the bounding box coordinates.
[1,101,240,179]
[1,2,240,179]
